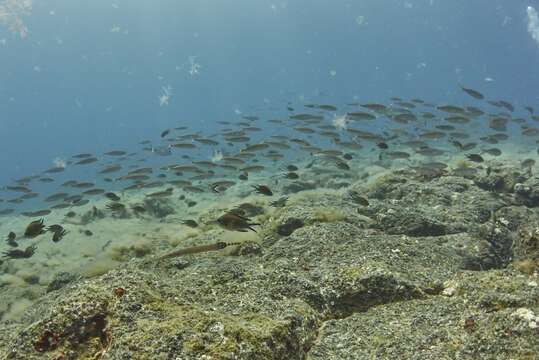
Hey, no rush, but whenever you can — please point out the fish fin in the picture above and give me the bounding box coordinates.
[233,214,251,221]
[247,226,257,233]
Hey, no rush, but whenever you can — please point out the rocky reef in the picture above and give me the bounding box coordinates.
[0,165,538,359]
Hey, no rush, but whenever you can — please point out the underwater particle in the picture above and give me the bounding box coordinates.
[158,85,172,106]
[332,114,348,131]
[188,55,201,75]
[0,0,32,38]
[527,6,539,46]
[355,15,365,27]
[51,157,67,169]
[211,149,224,163]
[329,69,337,77]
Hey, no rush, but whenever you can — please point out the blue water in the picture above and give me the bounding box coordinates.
[0,0,538,187]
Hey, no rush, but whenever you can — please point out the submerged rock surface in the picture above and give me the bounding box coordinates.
[1,165,538,359]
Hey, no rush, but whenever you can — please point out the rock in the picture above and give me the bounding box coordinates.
[2,165,538,359]
[475,168,528,194]
[234,242,263,256]
[276,218,304,236]
[143,198,176,218]
[308,271,539,360]
[375,208,450,236]
[514,183,531,195]
[46,272,81,293]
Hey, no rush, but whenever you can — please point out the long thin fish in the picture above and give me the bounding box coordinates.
[158,241,240,260]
